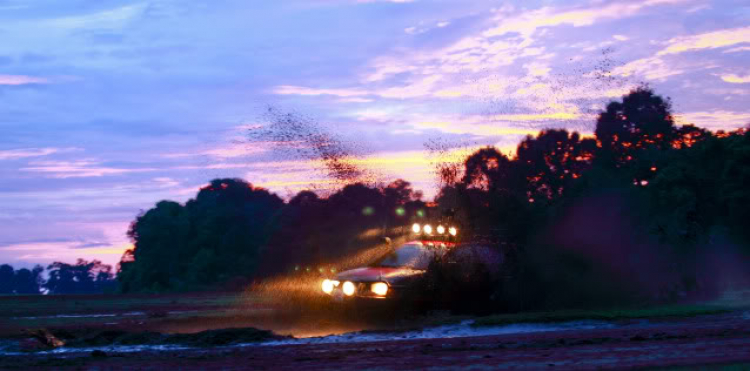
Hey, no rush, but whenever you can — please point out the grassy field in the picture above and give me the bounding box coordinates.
[0,292,254,337]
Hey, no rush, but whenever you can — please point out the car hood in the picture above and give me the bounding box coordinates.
[335,267,424,285]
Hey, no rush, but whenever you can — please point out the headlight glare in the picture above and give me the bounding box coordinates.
[436,225,445,234]
[411,223,421,233]
[342,281,356,296]
[423,224,433,235]
[371,282,388,296]
[449,227,458,236]
[321,279,339,294]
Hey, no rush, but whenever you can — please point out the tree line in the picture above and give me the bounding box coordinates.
[89,86,750,305]
[0,259,116,295]
[435,86,750,309]
[118,178,425,292]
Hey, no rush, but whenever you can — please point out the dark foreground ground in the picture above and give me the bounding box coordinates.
[1,291,750,370]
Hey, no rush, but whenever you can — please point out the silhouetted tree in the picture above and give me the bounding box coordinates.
[383,179,420,206]
[114,87,750,303]
[13,266,44,294]
[716,130,750,248]
[517,129,596,202]
[120,178,284,292]
[288,190,320,207]
[595,86,675,166]
[0,264,13,294]
[45,259,115,294]
[461,147,518,193]
[121,200,190,291]
[672,124,711,149]
[0,264,43,294]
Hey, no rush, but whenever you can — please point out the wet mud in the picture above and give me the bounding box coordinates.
[2,311,749,370]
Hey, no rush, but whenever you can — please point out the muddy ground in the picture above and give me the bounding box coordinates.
[1,292,750,370]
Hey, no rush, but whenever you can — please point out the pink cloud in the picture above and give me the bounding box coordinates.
[0,74,48,85]
[21,160,156,178]
[0,147,62,160]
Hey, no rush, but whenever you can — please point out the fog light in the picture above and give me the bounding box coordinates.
[371,282,388,296]
[342,281,356,296]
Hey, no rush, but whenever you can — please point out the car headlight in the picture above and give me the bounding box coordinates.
[321,279,339,294]
[342,281,356,296]
[436,225,445,234]
[371,282,388,296]
[412,223,421,233]
[449,227,457,236]
[423,224,433,235]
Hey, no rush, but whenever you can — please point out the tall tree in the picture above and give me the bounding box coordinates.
[516,129,596,202]
[595,87,675,166]
[124,200,190,291]
[461,147,518,193]
[0,264,15,294]
[13,265,43,294]
[120,178,284,291]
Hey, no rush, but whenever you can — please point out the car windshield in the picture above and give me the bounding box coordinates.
[372,243,441,270]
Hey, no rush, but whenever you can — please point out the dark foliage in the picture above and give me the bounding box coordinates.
[0,264,44,294]
[118,178,423,292]
[0,261,115,295]
[45,259,117,294]
[114,87,750,313]
[435,87,750,310]
[119,178,284,292]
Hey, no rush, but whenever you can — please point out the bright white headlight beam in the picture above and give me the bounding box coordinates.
[322,279,338,294]
[371,282,388,296]
[342,281,356,296]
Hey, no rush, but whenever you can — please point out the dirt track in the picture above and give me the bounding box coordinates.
[3,311,749,370]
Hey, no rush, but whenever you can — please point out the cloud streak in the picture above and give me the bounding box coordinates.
[0,75,48,85]
[657,26,750,56]
[21,160,156,178]
[0,147,78,160]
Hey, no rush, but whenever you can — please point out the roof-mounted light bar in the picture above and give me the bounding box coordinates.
[411,223,458,237]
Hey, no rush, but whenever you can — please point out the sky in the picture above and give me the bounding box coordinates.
[1,0,749,268]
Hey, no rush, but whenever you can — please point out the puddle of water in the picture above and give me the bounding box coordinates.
[13,312,146,320]
[259,320,617,346]
[0,319,621,356]
[0,344,191,356]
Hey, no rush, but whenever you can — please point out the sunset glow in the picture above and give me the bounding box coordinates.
[1,0,749,267]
